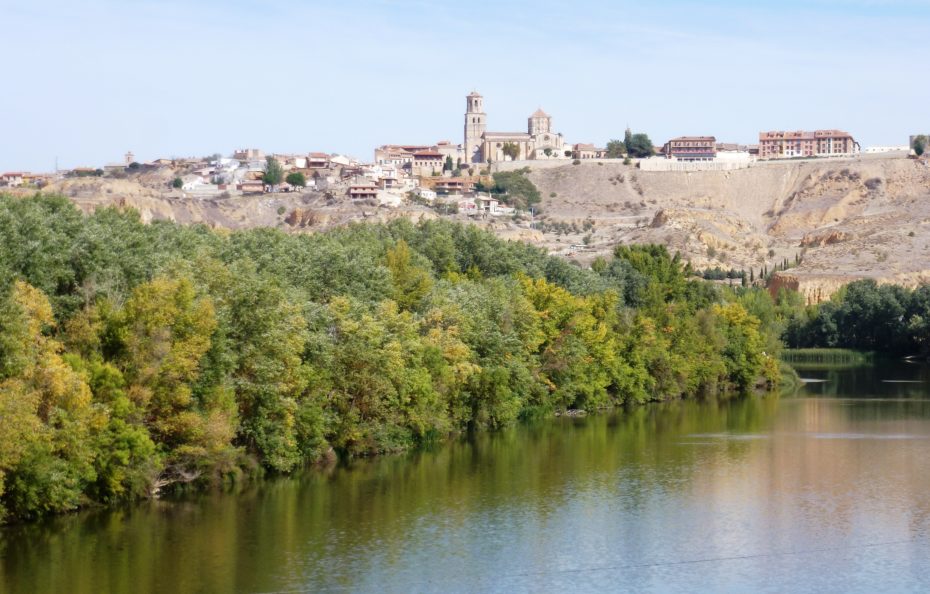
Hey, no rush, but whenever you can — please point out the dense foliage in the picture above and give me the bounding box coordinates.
[285,172,306,188]
[606,140,626,158]
[478,168,541,209]
[0,194,779,523]
[785,280,930,355]
[622,129,655,158]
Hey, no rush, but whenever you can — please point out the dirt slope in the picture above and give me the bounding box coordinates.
[20,153,930,302]
[527,155,930,301]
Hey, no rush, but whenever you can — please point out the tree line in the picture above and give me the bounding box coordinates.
[784,280,930,355]
[0,194,780,523]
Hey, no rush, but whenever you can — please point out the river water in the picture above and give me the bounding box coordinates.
[3,357,930,593]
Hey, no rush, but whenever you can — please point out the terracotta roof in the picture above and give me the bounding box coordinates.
[530,108,550,118]
[484,132,532,139]
[669,136,716,142]
[759,130,853,141]
[468,91,482,97]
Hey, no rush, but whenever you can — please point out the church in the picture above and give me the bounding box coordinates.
[464,92,566,164]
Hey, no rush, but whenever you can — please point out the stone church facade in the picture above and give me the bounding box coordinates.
[464,92,566,164]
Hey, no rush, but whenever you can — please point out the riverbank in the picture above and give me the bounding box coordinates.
[5,354,930,593]
[0,195,780,524]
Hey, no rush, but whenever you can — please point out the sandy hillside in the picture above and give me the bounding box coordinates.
[19,152,930,302]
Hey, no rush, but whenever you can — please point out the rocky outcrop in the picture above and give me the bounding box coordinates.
[285,208,325,228]
[769,272,853,304]
[800,229,851,247]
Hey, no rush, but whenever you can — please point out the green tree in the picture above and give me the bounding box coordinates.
[285,172,306,188]
[913,135,928,157]
[501,142,520,161]
[626,133,655,158]
[385,240,433,311]
[606,139,626,158]
[443,156,454,172]
[172,177,183,189]
[110,277,238,486]
[0,282,98,521]
[489,170,540,209]
[263,157,284,188]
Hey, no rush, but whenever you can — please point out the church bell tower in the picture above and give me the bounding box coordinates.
[464,91,486,163]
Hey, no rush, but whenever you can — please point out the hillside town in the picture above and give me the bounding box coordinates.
[1,92,924,217]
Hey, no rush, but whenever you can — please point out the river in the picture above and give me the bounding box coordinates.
[3,356,930,593]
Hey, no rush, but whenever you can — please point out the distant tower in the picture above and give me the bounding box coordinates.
[464,91,486,163]
[528,108,551,136]
[125,150,135,165]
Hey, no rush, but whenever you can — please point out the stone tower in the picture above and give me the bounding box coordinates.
[528,108,551,136]
[464,91,486,163]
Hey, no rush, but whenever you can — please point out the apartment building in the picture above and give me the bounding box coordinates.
[662,136,717,161]
[758,130,857,159]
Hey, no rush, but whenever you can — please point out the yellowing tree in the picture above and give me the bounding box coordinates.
[113,277,235,486]
[0,282,98,520]
[386,240,433,311]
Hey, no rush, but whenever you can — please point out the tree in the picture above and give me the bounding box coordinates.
[443,156,454,172]
[543,148,552,157]
[623,128,633,152]
[171,177,183,189]
[285,172,306,188]
[489,170,541,208]
[0,282,98,521]
[626,133,655,158]
[385,240,433,311]
[263,157,284,189]
[501,142,520,161]
[606,140,625,159]
[913,135,928,157]
[111,277,237,485]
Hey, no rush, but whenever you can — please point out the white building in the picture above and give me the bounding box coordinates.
[413,186,437,201]
[863,146,909,154]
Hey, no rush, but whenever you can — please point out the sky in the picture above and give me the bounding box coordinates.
[1,0,929,171]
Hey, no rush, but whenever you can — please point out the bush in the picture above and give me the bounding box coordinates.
[285,172,306,188]
[572,159,581,165]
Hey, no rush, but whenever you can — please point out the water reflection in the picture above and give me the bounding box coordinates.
[3,361,930,593]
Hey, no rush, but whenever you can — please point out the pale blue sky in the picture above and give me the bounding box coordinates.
[1,0,928,171]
